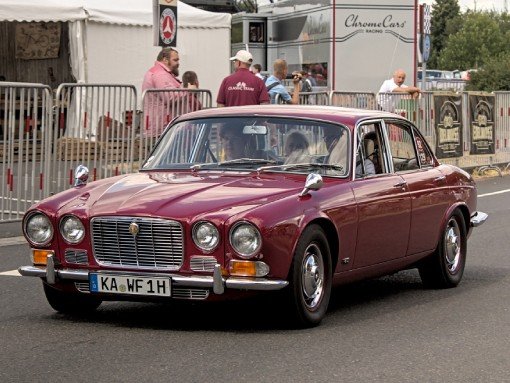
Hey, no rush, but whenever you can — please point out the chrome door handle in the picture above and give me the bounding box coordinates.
[434,175,446,182]
[393,180,407,188]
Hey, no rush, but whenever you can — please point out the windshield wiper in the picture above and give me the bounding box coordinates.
[257,162,344,174]
[218,158,277,166]
[190,158,277,172]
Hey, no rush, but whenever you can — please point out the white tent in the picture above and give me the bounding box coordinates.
[0,0,232,105]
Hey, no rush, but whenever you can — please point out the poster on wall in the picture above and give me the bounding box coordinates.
[153,0,178,47]
[434,94,463,158]
[15,22,61,60]
[468,93,495,155]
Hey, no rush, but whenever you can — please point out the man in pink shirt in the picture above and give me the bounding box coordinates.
[216,50,269,107]
[142,47,183,137]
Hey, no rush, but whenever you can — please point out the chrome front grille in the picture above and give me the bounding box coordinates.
[65,249,88,265]
[91,217,184,270]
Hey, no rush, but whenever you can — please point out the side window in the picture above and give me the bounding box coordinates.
[386,122,419,172]
[355,122,386,177]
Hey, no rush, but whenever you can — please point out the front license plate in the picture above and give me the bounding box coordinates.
[89,274,171,297]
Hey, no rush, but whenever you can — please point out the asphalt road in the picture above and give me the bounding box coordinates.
[0,175,509,382]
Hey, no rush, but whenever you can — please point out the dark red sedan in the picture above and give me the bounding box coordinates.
[19,105,487,326]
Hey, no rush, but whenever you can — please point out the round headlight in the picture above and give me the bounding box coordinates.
[229,222,262,258]
[192,221,220,251]
[60,215,85,244]
[25,212,53,245]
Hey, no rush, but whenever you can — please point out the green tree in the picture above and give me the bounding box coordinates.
[429,0,461,68]
[466,51,510,91]
[437,11,507,70]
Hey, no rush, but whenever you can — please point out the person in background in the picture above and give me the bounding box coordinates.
[378,69,421,98]
[182,70,202,112]
[299,70,313,93]
[142,47,182,137]
[251,64,264,80]
[265,59,300,104]
[217,50,269,107]
[377,68,421,112]
[182,71,199,89]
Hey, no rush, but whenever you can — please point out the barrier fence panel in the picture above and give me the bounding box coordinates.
[493,92,510,168]
[330,91,377,110]
[51,84,138,195]
[298,91,330,105]
[140,89,212,160]
[1,82,53,221]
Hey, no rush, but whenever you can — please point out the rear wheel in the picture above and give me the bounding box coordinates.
[419,210,467,288]
[287,225,332,327]
[43,282,102,314]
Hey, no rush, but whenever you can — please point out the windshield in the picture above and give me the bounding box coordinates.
[142,117,350,177]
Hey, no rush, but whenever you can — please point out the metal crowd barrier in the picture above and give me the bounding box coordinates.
[51,83,138,195]
[330,91,377,110]
[1,82,53,221]
[274,91,329,105]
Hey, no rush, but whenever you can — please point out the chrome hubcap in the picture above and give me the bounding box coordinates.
[444,218,461,273]
[301,243,324,309]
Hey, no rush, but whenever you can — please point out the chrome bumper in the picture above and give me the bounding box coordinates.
[470,211,488,227]
[18,257,288,295]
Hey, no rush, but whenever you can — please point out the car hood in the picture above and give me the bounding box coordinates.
[71,171,307,220]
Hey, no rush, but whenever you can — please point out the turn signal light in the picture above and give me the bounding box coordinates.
[32,250,54,265]
[229,260,269,277]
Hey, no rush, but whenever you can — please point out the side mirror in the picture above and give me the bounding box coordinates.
[299,173,323,197]
[74,165,89,187]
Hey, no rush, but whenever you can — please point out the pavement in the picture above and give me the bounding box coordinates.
[0,220,23,239]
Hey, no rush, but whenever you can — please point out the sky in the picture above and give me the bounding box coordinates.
[257,1,507,12]
[421,0,508,12]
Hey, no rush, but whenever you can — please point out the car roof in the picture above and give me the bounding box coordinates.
[175,105,402,127]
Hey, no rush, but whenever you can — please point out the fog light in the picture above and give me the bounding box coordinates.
[229,260,269,277]
[32,249,55,266]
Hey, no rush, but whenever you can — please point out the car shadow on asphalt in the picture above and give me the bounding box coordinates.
[46,267,507,332]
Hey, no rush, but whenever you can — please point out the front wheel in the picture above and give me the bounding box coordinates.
[419,210,467,288]
[43,282,102,314]
[287,225,332,327]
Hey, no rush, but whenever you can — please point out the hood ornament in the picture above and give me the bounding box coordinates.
[129,222,140,236]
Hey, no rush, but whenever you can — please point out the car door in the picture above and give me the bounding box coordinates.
[350,121,412,269]
[383,120,451,255]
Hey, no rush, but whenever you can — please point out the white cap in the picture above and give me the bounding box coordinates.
[230,50,253,64]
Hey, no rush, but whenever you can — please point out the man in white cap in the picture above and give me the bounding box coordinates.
[217,50,269,107]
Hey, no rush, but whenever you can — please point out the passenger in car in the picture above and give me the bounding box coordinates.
[323,129,348,171]
[219,123,253,161]
[284,131,310,164]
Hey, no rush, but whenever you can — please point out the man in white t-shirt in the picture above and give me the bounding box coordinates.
[378,69,421,112]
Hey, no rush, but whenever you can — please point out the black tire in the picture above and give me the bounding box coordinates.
[287,224,332,327]
[419,210,467,288]
[43,282,102,314]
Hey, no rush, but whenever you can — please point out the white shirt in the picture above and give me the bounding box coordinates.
[378,79,408,93]
[378,79,409,111]
[255,73,264,80]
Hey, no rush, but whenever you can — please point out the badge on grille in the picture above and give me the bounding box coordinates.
[129,222,139,236]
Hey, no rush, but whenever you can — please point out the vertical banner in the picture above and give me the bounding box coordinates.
[434,94,463,158]
[468,93,495,155]
[153,0,178,47]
